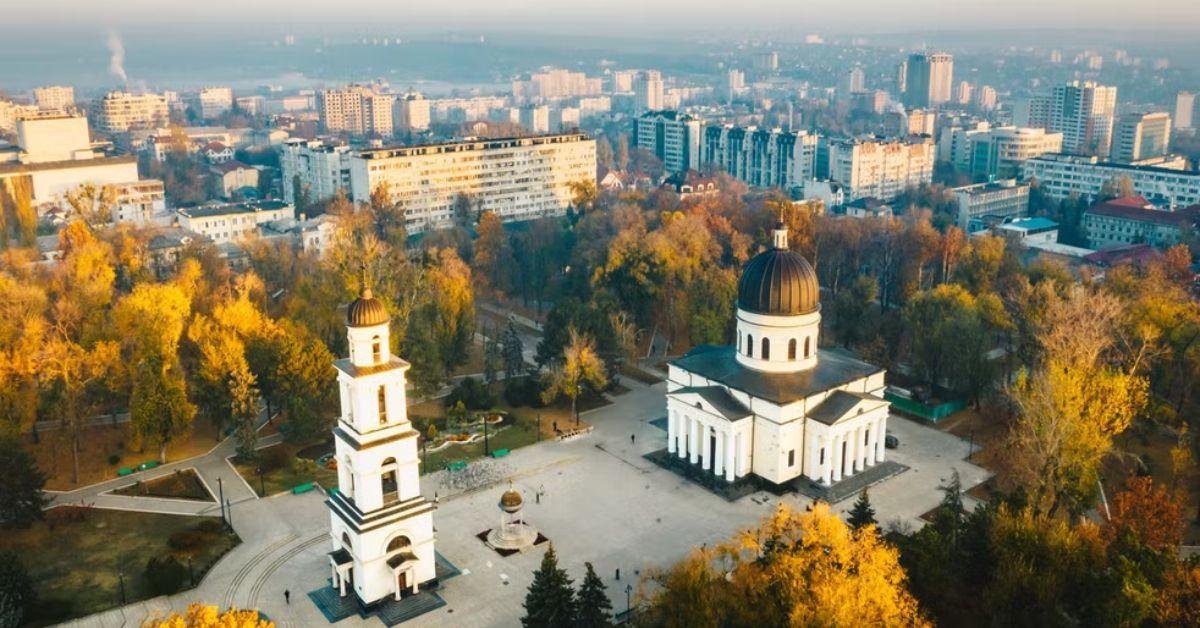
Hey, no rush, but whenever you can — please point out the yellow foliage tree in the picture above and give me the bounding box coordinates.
[145,603,272,628]
[540,327,608,424]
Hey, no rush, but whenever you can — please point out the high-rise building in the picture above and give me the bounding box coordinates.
[754,51,779,72]
[518,105,550,133]
[633,70,664,114]
[316,86,394,137]
[33,85,75,111]
[827,136,936,201]
[634,111,703,174]
[393,93,430,133]
[1175,92,1196,130]
[550,107,580,132]
[904,109,936,136]
[728,70,746,101]
[701,125,819,189]
[93,91,170,133]
[903,52,954,108]
[1111,112,1172,163]
[853,91,889,115]
[610,70,637,93]
[976,86,998,112]
[194,87,233,120]
[955,81,973,105]
[281,138,354,204]
[1019,81,1117,156]
[896,60,908,95]
[953,126,1063,180]
[843,68,866,96]
[350,134,596,233]
[512,68,602,102]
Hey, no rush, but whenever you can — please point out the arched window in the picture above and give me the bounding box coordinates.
[386,535,412,554]
[377,386,388,424]
[761,338,770,360]
[804,336,811,358]
[746,334,754,357]
[342,532,353,551]
[371,335,382,364]
[788,338,797,360]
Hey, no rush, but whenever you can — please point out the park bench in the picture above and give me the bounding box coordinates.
[137,460,159,471]
[292,482,316,495]
[491,448,510,458]
[117,467,134,477]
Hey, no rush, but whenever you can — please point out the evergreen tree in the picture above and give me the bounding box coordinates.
[0,552,34,628]
[0,437,47,528]
[848,488,877,530]
[575,562,612,628]
[501,322,526,379]
[522,545,576,628]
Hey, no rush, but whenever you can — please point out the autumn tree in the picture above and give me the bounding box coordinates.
[903,284,1008,401]
[37,336,119,483]
[130,356,196,463]
[147,603,273,628]
[541,327,608,424]
[65,182,118,226]
[405,248,475,394]
[522,545,576,628]
[638,503,927,627]
[472,211,515,294]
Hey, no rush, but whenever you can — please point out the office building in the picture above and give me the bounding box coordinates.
[953,179,1030,230]
[519,105,550,134]
[1175,92,1195,129]
[1083,196,1200,249]
[1019,81,1117,156]
[194,87,234,120]
[702,125,818,189]
[93,91,170,133]
[349,134,595,233]
[393,93,431,132]
[281,139,354,204]
[634,111,703,174]
[903,52,954,108]
[1111,112,1172,163]
[177,200,294,244]
[33,85,75,111]
[1022,153,1200,207]
[634,71,664,114]
[827,136,935,201]
[954,126,1064,180]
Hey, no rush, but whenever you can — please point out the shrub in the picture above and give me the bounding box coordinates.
[261,445,290,471]
[144,556,188,596]
[504,376,545,408]
[107,454,121,466]
[447,376,495,410]
[167,530,208,553]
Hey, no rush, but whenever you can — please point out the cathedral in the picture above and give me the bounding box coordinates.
[665,223,890,486]
[326,277,437,605]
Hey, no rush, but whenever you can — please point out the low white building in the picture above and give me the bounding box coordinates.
[177,200,293,244]
[666,224,889,487]
[1022,153,1200,207]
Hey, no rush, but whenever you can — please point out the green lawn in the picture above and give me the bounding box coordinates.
[0,508,238,626]
[111,468,213,501]
[232,443,339,497]
[418,410,542,472]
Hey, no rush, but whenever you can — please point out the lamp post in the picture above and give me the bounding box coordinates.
[625,583,633,618]
[482,414,491,456]
[536,414,541,443]
[217,477,226,526]
[118,571,127,605]
[574,384,581,426]
[256,466,265,496]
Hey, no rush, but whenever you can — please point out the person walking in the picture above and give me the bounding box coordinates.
[284,589,290,604]
[631,433,636,445]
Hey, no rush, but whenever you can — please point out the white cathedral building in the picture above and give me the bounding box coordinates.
[327,279,437,605]
[666,223,890,486]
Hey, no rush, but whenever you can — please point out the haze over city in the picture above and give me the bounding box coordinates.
[1,2,1199,627]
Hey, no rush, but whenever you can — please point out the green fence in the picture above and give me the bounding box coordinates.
[885,392,966,422]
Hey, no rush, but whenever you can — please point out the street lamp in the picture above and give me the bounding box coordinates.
[536,414,541,443]
[256,466,265,496]
[574,384,582,426]
[482,414,491,456]
[625,583,633,618]
[118,571,127,605]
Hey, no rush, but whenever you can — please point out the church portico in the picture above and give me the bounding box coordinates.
[666,389,753,483]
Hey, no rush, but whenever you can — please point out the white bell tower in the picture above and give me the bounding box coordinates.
[327,272,436,604]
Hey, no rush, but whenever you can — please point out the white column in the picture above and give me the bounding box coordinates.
[821,440,832,485]
[875,417,886,463]
[857,425,868,471]
[843,432,855,478]
[667,412,677,454]
[714,431,725,476]
[725,430,736,482]
[688,418,698,464]
[702,424,713,470]
[831,435,842,483]
[865,421,877,467]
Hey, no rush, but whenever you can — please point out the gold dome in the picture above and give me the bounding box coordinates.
[499,489,523,512]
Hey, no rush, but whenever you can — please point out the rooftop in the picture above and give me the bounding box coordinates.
[999,216,1058,232]
[671,345,882,406]
[178,199,290,219]
[357,133,591,160]
[1084,196,1200,228]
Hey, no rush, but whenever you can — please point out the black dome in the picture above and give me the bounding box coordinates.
[737,248,820,315]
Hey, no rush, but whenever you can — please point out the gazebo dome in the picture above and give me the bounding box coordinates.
[499,489,523,513]
[736,223,819,316]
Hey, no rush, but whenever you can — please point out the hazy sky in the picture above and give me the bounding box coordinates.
[6,0,1200,34]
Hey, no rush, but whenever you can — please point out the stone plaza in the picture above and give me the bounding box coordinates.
[62,377,988,627]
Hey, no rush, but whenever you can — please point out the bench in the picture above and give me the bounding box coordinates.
[292,482,316,495]
[446,461,467,472]
[327,487,340,497]
[491,448,510,458]
[117,467,134,477]
[137,460,159,471]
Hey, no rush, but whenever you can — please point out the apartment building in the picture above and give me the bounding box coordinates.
[33,85,75,111]
[634,71,664,114]
[903,52,954,108]
[634,111,703,174]
[519,105,550,134]
[512,68,602,102]
[1022,153,1200,206]
[280,139,354,204]
[349,133,596,233]
[316,86,394,136]
[393,93,431,132]
[1110,112,1172,163]
[93,91,170,133]
[953,179,1031,230]
[194,87,234,120]
[1175,92,1195,130]
[1018,81,1117,156]
[110,179,167,224]
[428,96,509,123]
[177,200,294,244]
[702,125,818,189]
[1082,196,1200,249]
[827,136,935,201]
[950,126,1064,180]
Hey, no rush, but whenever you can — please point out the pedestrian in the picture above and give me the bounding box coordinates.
[552,420,558,433]
[630,433,636,445]
[284,589,290,604]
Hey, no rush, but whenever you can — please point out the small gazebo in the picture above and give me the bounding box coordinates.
[486,487,538,551]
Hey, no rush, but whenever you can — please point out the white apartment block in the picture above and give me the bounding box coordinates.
[281,139,354,204]
[634,71,664,114]
[578,97,612,116]
[93,91,170,133]
[1022,153,1200,207]
[512,68,602,102]
[519,105,550,134]
[635,111,703,174]
[111,179,167,224]
[317,87,393,137]
[828,137,935,202]
[0,101,41,132]
[195,87,234,120]
[1175,92,1195,130]
[177,200,294,244]
[349,134,596,233]
[943,126,1063,180]
[550,107,580,132]
[702,125,818,189]
[1111,112,1171,163]
[393,93,431,132]
[976,86,998,111]
[428,96,509,123]
[1019,81,1117,156]
[33,85,75,111]
[610,70,637,93]
[953,179,1030,230]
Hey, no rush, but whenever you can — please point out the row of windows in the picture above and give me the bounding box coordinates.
[741,334,811,361]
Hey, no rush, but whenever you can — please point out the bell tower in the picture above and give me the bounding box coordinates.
[327,271,436,605]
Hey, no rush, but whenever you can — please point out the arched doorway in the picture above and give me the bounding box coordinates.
[384,534,418,599]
